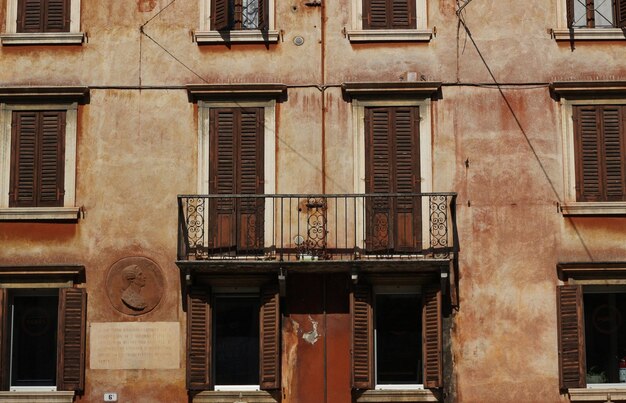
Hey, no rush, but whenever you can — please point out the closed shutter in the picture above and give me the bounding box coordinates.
[422,286,442,388]
[56,288,86,392]
[260,284,280,390]
[351,284,373,389]
[212,0,230,30]
[17,0,69,32]
[0,289,7,390]
[574,105,626,202]
[365,106,421,252]
[557,285,586,389]
[209,108,264,253]
[187,289,212,390]
[617,0,626,28]
[363,0,415,29]
[9,111,65,208]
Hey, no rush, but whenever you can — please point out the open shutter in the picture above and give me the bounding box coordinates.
[557,285,586,389]
[258,0,268,29]
[394,107,421,251]
[260,284,280,390]
[351,284,373,389]
[38,111,65,207]
[57,288,86,392]
[601,106,625,201]
[17,0,44,32]
[212,0,230,30]
[422,286,442,388]
[237,108,264,252]
[566,0,574,28]
[574,106,603,202]
[10,111,38,207]
[0,289,7,390]
[390,0,416,29]
[187,289,211,390]
[44,0,70,32]
[617,0,626,27]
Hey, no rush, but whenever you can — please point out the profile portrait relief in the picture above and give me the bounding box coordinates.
[106,256,164,316]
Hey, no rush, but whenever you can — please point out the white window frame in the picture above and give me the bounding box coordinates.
[0,102,79,220]
[559,97,626,215]
[352,98,433,250]
[552,0,626,41]
[194,0,279,44]
[347,0,431,42]
[1,0,84,45]
[197,100,276,248]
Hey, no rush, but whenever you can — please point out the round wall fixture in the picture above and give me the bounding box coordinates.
[293,36,305,46]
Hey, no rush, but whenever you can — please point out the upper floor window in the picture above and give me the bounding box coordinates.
[1,0,84,45]
[347,0,430,42]
[195,0,278,44]
[553,0,626,40]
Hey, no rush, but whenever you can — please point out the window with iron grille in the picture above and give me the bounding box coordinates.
[568,0,626,28]
[212,0,268,31]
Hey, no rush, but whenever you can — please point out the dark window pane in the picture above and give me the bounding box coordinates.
[375,294,421,384]
[214,295,259,385]
[11,294,58,387]
[584,292,626,384]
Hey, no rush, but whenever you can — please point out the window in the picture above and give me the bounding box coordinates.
[347,0,430,42]
[0,287,86,394]
[195,0,278,43]
[351,283,441,390]
[1,0,84,45]
[553,0,626,40]
[186,284,280,391]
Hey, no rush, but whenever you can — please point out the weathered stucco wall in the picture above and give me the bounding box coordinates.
[1,0,626,402]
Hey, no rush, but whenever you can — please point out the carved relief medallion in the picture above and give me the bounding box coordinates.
[106,257,164,316]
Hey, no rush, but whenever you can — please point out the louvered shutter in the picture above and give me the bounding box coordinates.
[212,0,230,30]
[18,0,43,32]
[10,111,38,207]
[187,289,212,390]
[44,0,70,32]
[601,106,625,200]
[363,0,415,29]
[237,108,264,252]
[56,288,86,392]
[351,284,373,389]
[363,0,388,29]
[566,0,574,28]
[390,0,416,29]
[260,284,280,390]
[557,285,586,389]
[17,0,69,32]
[257,0,268,30]
[38,111,66,207]
[617,0,626,27]
[422,286,442,388]
[0,289,7,390]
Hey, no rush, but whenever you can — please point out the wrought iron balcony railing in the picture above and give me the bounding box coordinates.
[177,193,457,262]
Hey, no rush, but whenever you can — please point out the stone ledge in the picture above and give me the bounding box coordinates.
[552,28,626,41]
[194,30,279,44]
[347,29,432,42]
[0,207,80,221]
[192,390,279,403]
[0,32,84,45]
[355,389,441,402]
[569,387,626,401]
[560,202,626,216]
[0,391,75,403]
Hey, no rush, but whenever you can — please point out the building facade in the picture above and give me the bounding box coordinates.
[1,0,626,402]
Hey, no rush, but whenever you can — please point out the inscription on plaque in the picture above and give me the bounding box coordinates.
[90,322,179,369]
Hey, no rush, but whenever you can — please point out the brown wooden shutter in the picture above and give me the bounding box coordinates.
[601,106,625,200]
[260,284,280,390]
[363,0,388,29]
[9,111,65,208]
[17,0,69,32]
[18,0,43,32]
[422,285,442,388]
[351,284,373,389]
[0,289,7,391]
[617,0,626,27]
[44,0,70,32]
[365,106,421,253]
[557,285,586,390]
[258,0,268,30]
[566,0,574,28]
[56,288,86,392]
[363,0,415,29]
[212,0,230,30]
[187,289,212,390]
[390,0,416,29]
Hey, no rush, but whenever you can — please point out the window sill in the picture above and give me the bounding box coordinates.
[355,389,441,402]
[347,29,432,42]
[0,391,74,403]
[192,390,278,403]
[569,387,626,401]
[0,207,80,221]
[194,30,279,44]
[0,32,84,45]
[560,202,626,216]
[552,28,626,41]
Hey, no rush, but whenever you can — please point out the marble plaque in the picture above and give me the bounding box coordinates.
[90,322,179,369]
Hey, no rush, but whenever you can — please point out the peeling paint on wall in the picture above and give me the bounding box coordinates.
[302,315,319,345]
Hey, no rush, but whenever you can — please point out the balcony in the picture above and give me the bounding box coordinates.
[177,193,457,268]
